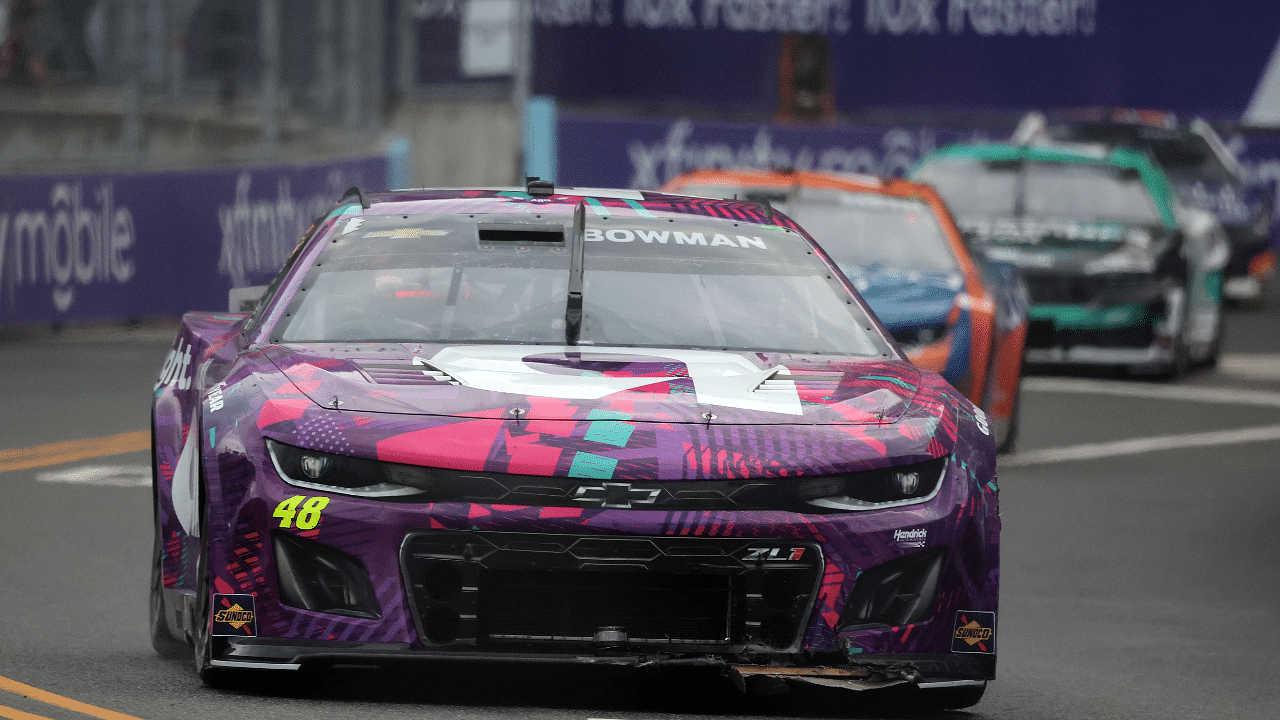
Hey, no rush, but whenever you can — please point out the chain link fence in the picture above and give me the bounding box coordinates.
[1,0,404,172]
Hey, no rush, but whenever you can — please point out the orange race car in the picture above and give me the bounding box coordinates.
[663,170,1029,452]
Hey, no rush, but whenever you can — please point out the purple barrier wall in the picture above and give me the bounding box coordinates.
[0,155,388,327]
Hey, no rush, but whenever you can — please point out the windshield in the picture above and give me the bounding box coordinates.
[668,184,958,274]
[1047,125,1235,183]
[916,157,1162,226]
[272,213,888,357]
[786,191,958,274]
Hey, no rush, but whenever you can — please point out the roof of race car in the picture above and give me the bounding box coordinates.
[328,186,802,229]
[660,168,952,203]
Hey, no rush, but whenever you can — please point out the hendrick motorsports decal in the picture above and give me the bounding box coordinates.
[211,593,257,636]
[952,610,995,654]
[893,528,927,548]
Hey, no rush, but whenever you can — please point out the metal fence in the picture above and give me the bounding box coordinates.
[1,0,406,171]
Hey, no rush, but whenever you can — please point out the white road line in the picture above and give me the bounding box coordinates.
[35,464,151,487]
[1023,376,1280,407]
[1003,424,1280,467]
[1219,353,1280,381]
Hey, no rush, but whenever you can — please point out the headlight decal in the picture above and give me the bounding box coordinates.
[264,436,953,513]
[266,439,428,498]
[797,456,948,512]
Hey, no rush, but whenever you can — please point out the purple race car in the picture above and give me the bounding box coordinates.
[150,182,999,709]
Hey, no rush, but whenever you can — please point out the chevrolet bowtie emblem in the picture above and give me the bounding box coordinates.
[571,482,662,509]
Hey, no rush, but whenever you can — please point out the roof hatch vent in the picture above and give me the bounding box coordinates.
[477,221,565,246]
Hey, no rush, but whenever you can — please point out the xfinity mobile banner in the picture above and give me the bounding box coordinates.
[0,155,389,326]
[522,0,1280,119]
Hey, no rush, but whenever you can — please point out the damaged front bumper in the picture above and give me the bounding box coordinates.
[211,637,993,691]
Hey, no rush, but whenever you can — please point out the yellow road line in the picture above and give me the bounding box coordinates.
[0,676,146,720]
[0,704,57,720]
[0,432,149,474]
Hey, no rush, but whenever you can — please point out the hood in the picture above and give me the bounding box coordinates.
[262,344,921,426]
[841,264,961,329]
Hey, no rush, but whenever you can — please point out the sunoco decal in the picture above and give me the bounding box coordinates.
[952,610,995,654]
[211,593,257,637]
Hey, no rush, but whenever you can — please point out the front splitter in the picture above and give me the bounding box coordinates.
[213,637,994,689]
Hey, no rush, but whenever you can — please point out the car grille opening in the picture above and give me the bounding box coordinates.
[480,570,731,644]
[1024,272,1153,304]
[401,531,823,654]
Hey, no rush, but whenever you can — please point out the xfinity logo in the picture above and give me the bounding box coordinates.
[571,482,661,509]
[625,120,950,189]
[217,172,361,288]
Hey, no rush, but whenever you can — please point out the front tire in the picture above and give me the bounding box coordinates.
[191,470,231,687]
[149,534,187,658]
[1199,310,1226,369]
[993,368,1023,455]
[150,419,187,659]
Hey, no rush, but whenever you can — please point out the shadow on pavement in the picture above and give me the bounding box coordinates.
[189,661,983,718]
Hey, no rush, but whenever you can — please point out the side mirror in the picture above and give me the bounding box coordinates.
[228,285,268,313]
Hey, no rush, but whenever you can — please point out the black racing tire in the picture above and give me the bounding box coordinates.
[913,682,987,711]
[1152,292,1194,381]
[149,534,188,659]
[994,371,1023,456]
[1200,311,1226,369]
[150,419,187,659]
[1156,333,1191,381]
[994,390,1020,455]
[192,466,231,687]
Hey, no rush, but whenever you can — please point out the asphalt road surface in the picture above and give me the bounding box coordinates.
[1,300,1277,720]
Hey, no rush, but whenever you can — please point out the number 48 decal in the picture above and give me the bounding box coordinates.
[273,495,330,530]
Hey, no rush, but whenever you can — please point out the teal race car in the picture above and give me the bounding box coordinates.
[913,143,1228,378]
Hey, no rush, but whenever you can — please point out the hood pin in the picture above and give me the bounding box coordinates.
[701,411,716,424]
[329,396,344,409]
